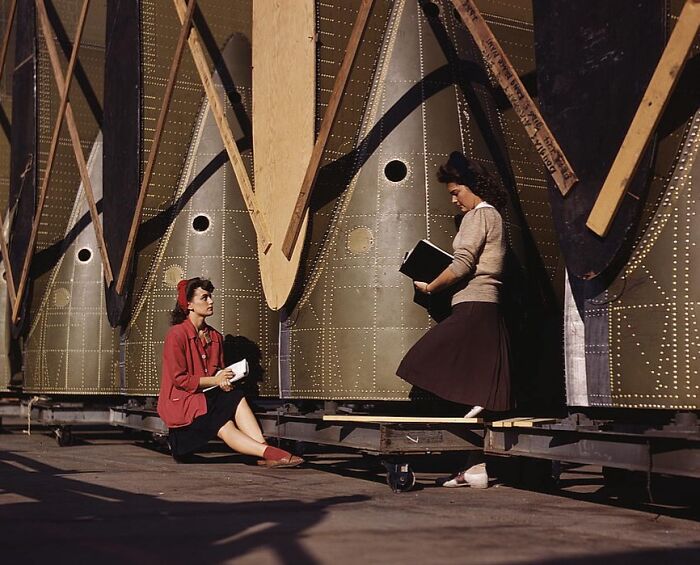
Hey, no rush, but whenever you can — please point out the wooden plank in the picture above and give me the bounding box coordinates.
[253,0,314,309]
[512,418,558,428]
[43,3,113,290]
[0,0,17,304]
[586,0,700,237]
[322,415,483,424]
[282,0,375,259]
[12,0,98,322]
[173,0,272,255]
[0,0,16,101]
[115,0,197,294]
[451,0,577,195]
[490,417,531,428]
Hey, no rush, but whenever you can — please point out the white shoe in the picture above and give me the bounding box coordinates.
[440,463,488,489]
[464,406,484,419]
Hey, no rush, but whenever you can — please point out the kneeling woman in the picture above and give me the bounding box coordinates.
[397,152,512,419]
[158,277,303,467]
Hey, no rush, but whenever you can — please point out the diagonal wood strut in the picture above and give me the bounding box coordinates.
[586,0,700,237]
[451,0,577,196]
[172,0,272,256]
[115,0,198,294]
[13,0,105,323]
[0,0,17,307]
[282,0,375,260]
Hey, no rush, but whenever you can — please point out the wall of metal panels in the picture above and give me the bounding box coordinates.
[24,134,119,394]
[535,1,700,409]
[280,0,562,403]
[122,34,278,396]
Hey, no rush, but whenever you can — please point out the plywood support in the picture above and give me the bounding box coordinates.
[115,0,197,294]
[282,0,375,259]
[253,0,314,310]
[586,0,700,237]
[13,0,107,323]
[173,0,272,255]
[452,0,578,195]
[0,0,17,306]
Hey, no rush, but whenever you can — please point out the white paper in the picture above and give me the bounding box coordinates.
[203,359,249,392]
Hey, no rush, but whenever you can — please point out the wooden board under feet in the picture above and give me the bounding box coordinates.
[491,417,557,428]
[322,415,483,424]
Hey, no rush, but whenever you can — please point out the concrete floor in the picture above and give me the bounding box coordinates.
[1,423,699,565]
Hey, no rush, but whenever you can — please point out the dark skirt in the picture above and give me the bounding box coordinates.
[397,301,512,411]
[168,388,245,456]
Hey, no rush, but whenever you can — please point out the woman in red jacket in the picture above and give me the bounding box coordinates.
[158,277,303,467]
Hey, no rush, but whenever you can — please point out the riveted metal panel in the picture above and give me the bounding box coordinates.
[281,0,561,402]
[122,33,278,397]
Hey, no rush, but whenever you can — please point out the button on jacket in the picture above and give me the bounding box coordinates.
[158,320,224,428]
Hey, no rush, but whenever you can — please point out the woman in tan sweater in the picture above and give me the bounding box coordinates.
[397,151,512,421]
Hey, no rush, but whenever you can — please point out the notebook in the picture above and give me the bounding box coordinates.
[399,239,453,282]
[203,359,249,392]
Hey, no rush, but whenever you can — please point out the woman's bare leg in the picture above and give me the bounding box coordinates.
[233,397,266,444]
[217,421,267,457]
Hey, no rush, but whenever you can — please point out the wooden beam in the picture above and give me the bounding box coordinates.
[451,0,578,195]
[0,0,16,100]
[172,0,272,255]
[40,0,110,287]
[12,0,97,322]
[490,417,531,428]
[0,0,17,304]
[586,0,700,237]
[115,0,197,294]
[282,0,375,259]
[322,415,483,424]
[511,418,558,428]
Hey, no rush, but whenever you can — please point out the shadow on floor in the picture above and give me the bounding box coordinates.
[0,449,368,564]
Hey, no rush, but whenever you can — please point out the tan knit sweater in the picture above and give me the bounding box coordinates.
[448,202,505,305]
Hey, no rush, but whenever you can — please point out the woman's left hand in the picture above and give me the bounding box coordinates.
[414,281,430,294]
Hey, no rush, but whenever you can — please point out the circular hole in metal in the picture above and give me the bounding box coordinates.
[192,215,210,232]
[384,160,408,183]
[422,1,440,18]
[77,248,92,263]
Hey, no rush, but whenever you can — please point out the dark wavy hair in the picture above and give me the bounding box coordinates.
[437,151,508,210]
[170,277,215,325]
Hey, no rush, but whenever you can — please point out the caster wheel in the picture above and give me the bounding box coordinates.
[384,462,416,493]
[54,427,73,447]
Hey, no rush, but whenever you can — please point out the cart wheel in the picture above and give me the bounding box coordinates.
[150,433,170,451]
[384,461,416,493]
[54,426,73,447]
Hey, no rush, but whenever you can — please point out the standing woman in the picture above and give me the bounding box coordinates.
[397,151,512,420]
[158,277,303,467]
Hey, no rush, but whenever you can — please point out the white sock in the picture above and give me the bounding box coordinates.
[464,405,483,419]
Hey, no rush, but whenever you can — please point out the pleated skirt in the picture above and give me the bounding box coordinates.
[397,301,512,411]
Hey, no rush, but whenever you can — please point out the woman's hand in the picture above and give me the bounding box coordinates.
[414,281,431,294]
[215,368,234,391]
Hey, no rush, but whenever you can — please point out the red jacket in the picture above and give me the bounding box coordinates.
[157,320,224,428]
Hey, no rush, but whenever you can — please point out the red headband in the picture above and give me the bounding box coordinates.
[177,279,190,311]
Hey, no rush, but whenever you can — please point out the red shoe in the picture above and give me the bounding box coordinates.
[257,455,304,468]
